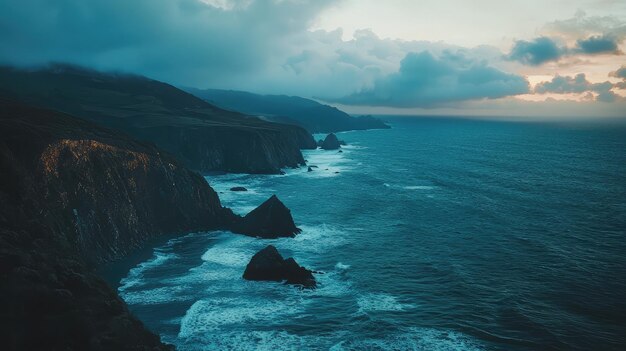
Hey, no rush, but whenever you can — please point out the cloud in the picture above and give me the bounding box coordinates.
[507,34,623,66]
[534,73,619,102]
[331,51,529,107]
[506,13,626,66]
[575,35,621,54]
[0,1,620,113]
[542,11,626,42]
[0,0,339,90]
[610,65,626,89]
[507,37,566,65]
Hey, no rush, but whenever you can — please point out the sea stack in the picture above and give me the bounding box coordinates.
[243,245,316,288]
[320,133,343,150]
[231,195,301,238]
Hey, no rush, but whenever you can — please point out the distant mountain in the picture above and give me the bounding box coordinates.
[0,64,316,174]
[187,88,390,133]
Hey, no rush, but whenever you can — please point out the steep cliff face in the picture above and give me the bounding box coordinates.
[136,122,315,174]
[0,100,237,350]
[0,64,316,174]
[0,100,236,264]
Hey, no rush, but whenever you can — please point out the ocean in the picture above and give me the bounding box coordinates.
[111,117,626,350]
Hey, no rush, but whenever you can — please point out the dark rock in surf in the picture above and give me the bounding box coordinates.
[320,133,343,150]
[230,186,248,192]
[231,195,301,238]
[307,166,314,172]
[243,245,316,288]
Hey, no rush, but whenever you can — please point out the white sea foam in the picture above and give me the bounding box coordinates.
[299,148,353,178]
[119,285,192,305]
[201,246,254,267]
[356,293,416,314]
[177,330,337,351]
[118,250,177,291]
[335,262,351,270]
[329,327,486,351]
[175,328,484,351]
[403,185,436,190]
[179,297,305,337]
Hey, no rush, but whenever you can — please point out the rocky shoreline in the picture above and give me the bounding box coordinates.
[0,98,330,350]
[0,61,361,350]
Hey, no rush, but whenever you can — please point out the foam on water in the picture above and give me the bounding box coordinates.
[329,327,486,351]
[403,185,436,190]
[300,148,353,178]
[119,249,177,291]
[335,262,351,270]
[120,285,192,305]
[356,293,416,314]
[179,297,305,337]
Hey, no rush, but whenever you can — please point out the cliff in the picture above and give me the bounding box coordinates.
[0,100,237,349]
[187,88,391,133]
[0,64,316,174]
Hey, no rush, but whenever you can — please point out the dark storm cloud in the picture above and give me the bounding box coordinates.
[331,51,529,108]
[0,0,337,86]
[507,37,566,65]
[534,73,619,102]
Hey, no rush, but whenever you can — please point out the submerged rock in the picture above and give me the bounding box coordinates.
[320,133,344,150]
[231,195,301,238]
[230,186,248,192]
[243,245,316,288]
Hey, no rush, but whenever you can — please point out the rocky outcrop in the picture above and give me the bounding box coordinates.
[230,187,248,192]
[243,245,316,288]
[0,100,238,350]
[231,195,301,238]
[319,133,343,150]
[0,64,316,174]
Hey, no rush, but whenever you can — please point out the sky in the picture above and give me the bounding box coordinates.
[1,0,625,118]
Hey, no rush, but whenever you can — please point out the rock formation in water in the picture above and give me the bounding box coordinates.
[231,195,301,238]
[230,186,248,192]
[0,64,317,174]
[319,133,344,150]
[243,245,316,288]
[0,99,239,350]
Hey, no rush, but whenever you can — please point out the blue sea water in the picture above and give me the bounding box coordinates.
[115,117,626,350]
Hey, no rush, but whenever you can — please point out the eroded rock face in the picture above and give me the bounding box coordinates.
[243,245,316,288]
[0,100,238,350]
[231,195,301,238]
[319,133,343,150]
